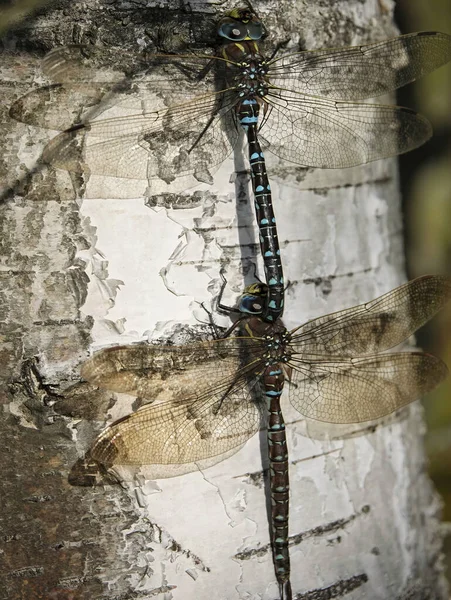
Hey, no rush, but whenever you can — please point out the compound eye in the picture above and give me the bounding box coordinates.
[247,22,264,40]
[238,294,263,315]
[218,22,247,40]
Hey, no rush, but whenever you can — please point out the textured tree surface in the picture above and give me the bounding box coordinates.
[0,1,448,599]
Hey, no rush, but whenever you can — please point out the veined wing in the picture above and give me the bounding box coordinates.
[9,46,141,131]
[260,90,432,168]
[81,337,264,397]
[42,45,151,84]
[39,88,239,182]
[268,32,451,101]
[41,45,219,85]
[10,45,227,131]
[9,84,117,131]
[9,46,141,130]
[10,45,240,182]
[81,337,266,466]
[289,275,451,357]
[288,352,448,423]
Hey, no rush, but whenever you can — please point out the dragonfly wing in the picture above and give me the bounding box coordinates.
[40,88,238,182]
[289,275,451,356]
[268,32,451,100]
[41,45,216,84]
[11,45,239,182]
[42,45,136,83]
[10,48,219,130]
[289,352,448,423]
[262,90,432,167]
[90,376,263,467]
[9,84,118,131]
[10,45,140,130]
[81,339,265,466]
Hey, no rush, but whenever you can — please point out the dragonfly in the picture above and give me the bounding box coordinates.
[76,274,451,600]
[9,8,451,322]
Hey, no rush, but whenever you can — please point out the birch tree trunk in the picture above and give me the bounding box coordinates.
[0,1,448,599]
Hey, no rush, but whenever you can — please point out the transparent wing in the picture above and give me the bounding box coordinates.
[90,376,263,467]
[40,45,217,84]
[288,352,448,423]
[40,89,239,182]
[80,338,266,466]
[11,35,450,180]
[268,31,451,100]
[10,46,240,182]
[260,90,432,168]
[41,44,151,83]
[9,46,223,131]
[17,82,428,175]
[289,275,451,356]
[10,45,149,131]
[9,84,117,131]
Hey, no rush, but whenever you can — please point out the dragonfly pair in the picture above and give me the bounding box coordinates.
[10,5,451,600]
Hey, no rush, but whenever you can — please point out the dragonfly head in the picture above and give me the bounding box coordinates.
[218,8,266,42]
[238,282,268,315]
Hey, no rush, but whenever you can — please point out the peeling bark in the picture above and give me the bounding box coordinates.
[0,1,448,599]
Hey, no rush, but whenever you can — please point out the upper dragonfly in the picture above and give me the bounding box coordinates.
[10,8,451,322]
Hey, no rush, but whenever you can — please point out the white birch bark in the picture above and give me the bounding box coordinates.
[0,1,448,599]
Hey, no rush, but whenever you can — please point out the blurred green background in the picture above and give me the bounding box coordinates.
[396,0,451,580]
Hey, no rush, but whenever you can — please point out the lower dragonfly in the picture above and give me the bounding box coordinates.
[77,275,450,600]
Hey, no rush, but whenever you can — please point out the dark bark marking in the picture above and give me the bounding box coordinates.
[294,573,368,599]
[234,507,369,560]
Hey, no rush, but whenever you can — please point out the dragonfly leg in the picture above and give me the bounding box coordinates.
[194,57,216,81]
[197,272,246,338]
[215,305,249,339]
[188,94,224,153]
[267,38,291,61]
[198,300,228,339]
[215,273,252,338]
[198,292,245,337]
[220,316,248,339]
[242,0,258,14]
[283,279,292,294]
[249,260,264,284]
[216,270,241,316]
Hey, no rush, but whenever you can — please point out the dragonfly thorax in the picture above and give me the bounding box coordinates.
[230,58,269,99]
[238,60,268,76]
[263,329,292,364]
[237,82,268,99]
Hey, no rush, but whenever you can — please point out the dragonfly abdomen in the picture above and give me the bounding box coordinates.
[219,39,284,321]
[237,98,284,322]
[264,365,291,584]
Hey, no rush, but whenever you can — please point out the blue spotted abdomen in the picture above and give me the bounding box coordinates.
[264,364,290,583]
[238,99,284,322]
